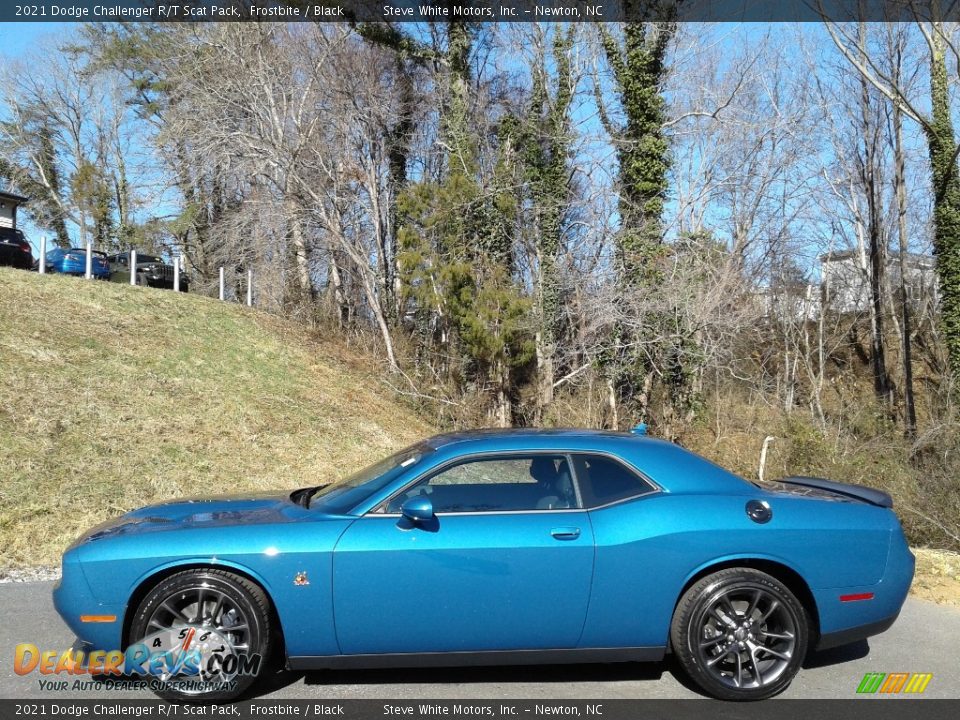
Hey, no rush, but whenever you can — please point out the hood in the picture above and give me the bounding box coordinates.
[74,491,306,545]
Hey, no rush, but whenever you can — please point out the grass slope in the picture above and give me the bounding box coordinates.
[0,268,434,567]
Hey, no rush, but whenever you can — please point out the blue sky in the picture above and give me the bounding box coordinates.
[0,22,69,56]
[1,22,72,251]
[0,21,936,270]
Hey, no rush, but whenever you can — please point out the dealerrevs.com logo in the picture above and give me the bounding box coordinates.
[14,626,262,694]
[856,672,933,695]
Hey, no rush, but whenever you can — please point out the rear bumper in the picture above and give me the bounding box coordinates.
[817,612,899,650]
[813,530,914,650]
[54,259,110,277]
[0,247,33,269]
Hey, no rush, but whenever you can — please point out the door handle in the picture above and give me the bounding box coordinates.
[550,527,581,540]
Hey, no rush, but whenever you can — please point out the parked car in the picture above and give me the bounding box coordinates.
[0,227,33,270]
[54,428,913,701]
[106,252,187,291]
[40,247,110,279]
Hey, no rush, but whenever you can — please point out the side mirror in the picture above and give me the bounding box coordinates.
[400,496,434,523]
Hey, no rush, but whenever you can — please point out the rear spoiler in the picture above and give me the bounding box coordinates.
[779,476,893,509]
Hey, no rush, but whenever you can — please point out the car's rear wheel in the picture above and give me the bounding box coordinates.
[670,567,808,700]
[128,569,272,702]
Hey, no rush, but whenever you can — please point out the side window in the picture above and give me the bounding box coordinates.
[573,454,655,508]
[387,455,578,513]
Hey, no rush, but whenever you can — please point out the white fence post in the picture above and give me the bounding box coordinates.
[38,235,46,274]
[130,249,137,286]
[758,436,775,483]
[85,242,93,280]
[219,267,225,301]
[246,270,253,307]
[173,255,180,292]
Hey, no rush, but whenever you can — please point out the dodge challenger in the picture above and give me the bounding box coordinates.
[54,428,914,701]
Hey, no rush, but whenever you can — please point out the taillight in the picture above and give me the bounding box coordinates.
[19,243,31,253]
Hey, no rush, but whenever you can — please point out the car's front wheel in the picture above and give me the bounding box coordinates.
[670,567,809,700]
[128,569,272,702]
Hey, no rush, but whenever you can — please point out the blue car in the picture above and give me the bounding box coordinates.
[54,429,913,701]
[41,247,111,279]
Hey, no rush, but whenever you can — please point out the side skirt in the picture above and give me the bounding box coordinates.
[287,647,665,671]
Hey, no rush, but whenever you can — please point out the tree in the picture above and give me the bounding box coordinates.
[595,18,677,427]
[514,25,577,423]
[826,16,960,395]
[887,24,918,436]
[0,41,129,248]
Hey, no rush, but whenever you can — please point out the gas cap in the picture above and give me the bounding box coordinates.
[746,499,772,524]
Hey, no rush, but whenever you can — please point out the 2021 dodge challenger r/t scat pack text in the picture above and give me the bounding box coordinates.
[54,428,914,701]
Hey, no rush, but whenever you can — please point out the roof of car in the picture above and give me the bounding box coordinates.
[425,427,637,448]
[421,427,753,496]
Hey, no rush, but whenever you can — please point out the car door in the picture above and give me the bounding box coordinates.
[331,453,595,655]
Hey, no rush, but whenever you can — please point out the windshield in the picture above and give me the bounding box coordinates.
[0,227,25,241]
[305,442,433,514]
[137,255,163,264]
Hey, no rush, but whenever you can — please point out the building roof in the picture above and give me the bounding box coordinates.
[819,249,934,266]
[0,191,27,204]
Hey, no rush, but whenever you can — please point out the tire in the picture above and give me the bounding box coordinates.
[137,273,149,288]
[670,568,809,700]
[127,569,272,702]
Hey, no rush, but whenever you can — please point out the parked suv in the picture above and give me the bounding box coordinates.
[107,252,188,291]
[0,227,33,270]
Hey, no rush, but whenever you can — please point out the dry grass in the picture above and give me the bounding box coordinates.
[0,268,435,567]
[911,548,960,607]
[678,390,960,554]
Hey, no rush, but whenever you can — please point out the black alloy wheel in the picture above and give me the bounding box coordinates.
[670,567,809,700]
[128,569,272,702]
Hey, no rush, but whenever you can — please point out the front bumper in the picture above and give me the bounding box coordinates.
[53,554,125,653]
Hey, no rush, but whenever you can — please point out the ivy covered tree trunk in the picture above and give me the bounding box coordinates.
[598,20,676,428]
[926,23,960,389]
[602,22,673,283]
[521,27,575,424]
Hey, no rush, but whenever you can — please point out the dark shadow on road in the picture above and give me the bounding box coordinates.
[802,640,870,669]
[292,661,666,688]
[247,666,307,698]
[660,655,711,698]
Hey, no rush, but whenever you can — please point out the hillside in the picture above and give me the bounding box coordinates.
[0,268,435,567]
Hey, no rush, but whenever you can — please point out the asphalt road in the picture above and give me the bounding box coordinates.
[1,581,957,700]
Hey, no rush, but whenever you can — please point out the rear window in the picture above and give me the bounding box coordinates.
[573,454,656,508]
[0,228,25,242]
